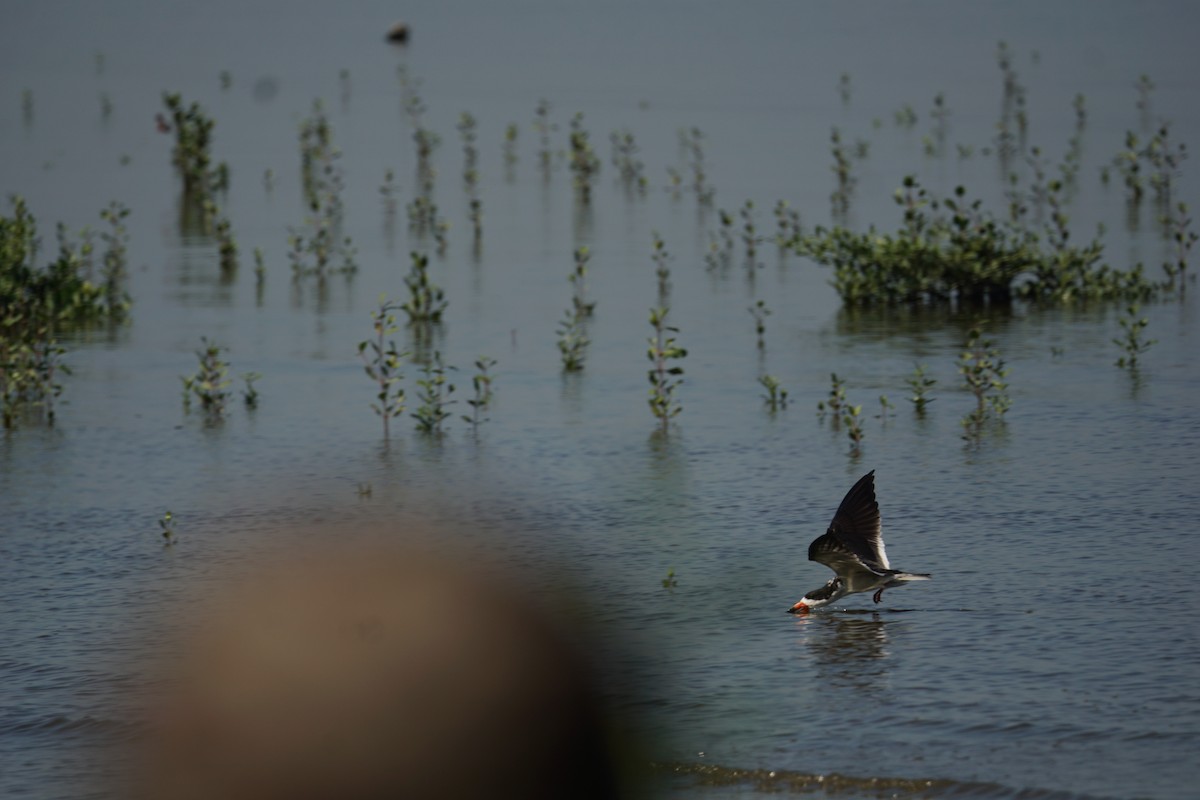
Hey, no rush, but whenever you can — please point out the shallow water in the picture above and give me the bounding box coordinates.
[3,2,1200,798]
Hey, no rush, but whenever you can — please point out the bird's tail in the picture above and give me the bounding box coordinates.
[892,571,931,582]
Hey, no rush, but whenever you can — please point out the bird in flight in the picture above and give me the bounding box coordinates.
[788,470,930,614]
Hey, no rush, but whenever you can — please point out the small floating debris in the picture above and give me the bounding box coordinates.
[386,20,410,43]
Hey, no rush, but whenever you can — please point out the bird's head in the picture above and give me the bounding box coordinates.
[787,578,842,614]
[787,597,814,614]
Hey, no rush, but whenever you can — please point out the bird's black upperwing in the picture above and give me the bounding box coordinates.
[808,470,890,572]
[807,530,878,577]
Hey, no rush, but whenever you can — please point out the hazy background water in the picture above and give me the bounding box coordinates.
[2,1,1200,798]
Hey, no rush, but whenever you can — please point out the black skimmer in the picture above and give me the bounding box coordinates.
[788,470,930,614]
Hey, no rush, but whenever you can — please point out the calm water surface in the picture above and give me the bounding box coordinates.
[2,2,1199,798]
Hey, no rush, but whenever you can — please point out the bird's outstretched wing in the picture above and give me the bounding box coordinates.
[808,470,890,574]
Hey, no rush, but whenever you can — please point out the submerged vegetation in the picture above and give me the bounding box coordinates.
[359,296,408,439]
[789,47,1192,314]
[158,510,177,545]
[401,251,447,324]
[1,197,131,428]
[412,351,456,435]
[461,355,496,429]
[289,100,357,278]
[907,364,937,414]
[162,92,227,204]
[759,374,788,411]
[180,337,232,423]
[4,42,1190,456]
[568,112,602,204]
[557,247,593,372]
[793,176,1159,307]
[958,327,1011,440]
[647,307,687,432]
[1113,305,1155,370]
[556,309,589,373]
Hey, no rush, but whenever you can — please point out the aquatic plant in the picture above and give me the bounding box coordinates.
[958,327,1011,439]
[213,213,237,276]
[923,92,950,157]
[773,200,801,248]
[461,355,496,429]
[287,223,356,279]
[666,165,683,199]
[162,93,227,201]
[468,197,482,245]
[662,568,678,589]
[651,233,672,306]
[453,113,482,241]
[610,129,647,193]
[241,372,261,410]
[759,375,788,411]
[1058,95,1087,190]
[830,127,856,221]
[0,198,137,427]
[533,99,557,174]
[181,337,231,423]
[740,200,760,269]
[1143,122,1187,214]
[704,209,736,271]
[907,364,936,413]
[794,175,1158,306]
[1165,202,1197,291]
[748,300,770,349]
[893,104,918,129]
[1135,73,1155,131]
[570,246,595,318]
[457,111,479,193]
[556,309,589,372]
[680,127,715,204]
[3,197,132,328]
[401,251,447,324]
[406,195,448,240]
[503,122,519,171]
[0,332,68,429]
[400,74,440,196]
[1112,131,1144,207]
[380,169,398,214]
[994,41,1028,167]
[253,248,265,296]
[358,296,408,439]
[457,112,483,241]
[290,101,357,278]
[1113,305,1155,370]
[98,201,132,319]
[844,403,865,453]
[647,307,687,431]
[413,351,455,434]
[877,395,896,419]
[158,510,177,545]
[817,373,847,421]
[838,72,852,105]
[568,112,601,203]
[558,249,593,371]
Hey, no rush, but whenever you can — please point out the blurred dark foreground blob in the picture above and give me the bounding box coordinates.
[125,540,639,800]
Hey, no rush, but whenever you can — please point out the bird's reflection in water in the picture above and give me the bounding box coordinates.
[794,610,893,694]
